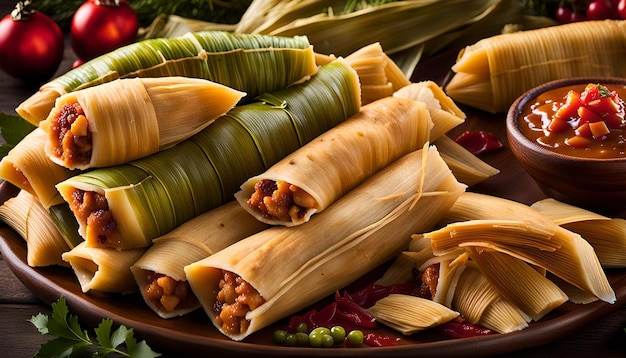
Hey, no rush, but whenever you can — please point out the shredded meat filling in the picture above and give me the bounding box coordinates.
[69,188,121,247]
[49,102,92,166]
[247,179,316,222]
[143,271,197,313]
[214,270,265,335]
[419,264,440,299]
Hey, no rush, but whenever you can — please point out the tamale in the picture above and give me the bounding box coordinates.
[0,191,70,267]
[130,201,268,318]
[235,96,432,226]
[62,242,146,294]
[185,146,466,341]
[40,77,245,170]
[0,128,75,209]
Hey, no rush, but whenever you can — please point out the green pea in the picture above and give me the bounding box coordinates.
[310,327,331,336]
[330,326,346,342]
[296,322,309,333]
[309,332,324,348]
[321,334,335,348]
[295,332,309,346]
[273,329,287,344]
[347,330,364,345]
[285,333,298,346]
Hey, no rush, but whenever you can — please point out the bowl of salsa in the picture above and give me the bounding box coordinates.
[506,77,626,211]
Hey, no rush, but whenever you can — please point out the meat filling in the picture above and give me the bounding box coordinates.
[419,264,440,299]
[49,102,92,166]
[69,188,121,247]
[247,179,316,222]
[143,271,197,313]
[213,270,266,335]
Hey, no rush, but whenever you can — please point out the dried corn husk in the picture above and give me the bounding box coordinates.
[0,128,75,209]
[130,201,268,318]
[432,135,500,186]
[40,77,245,170]
[17,31,316,125]
[235,96,433,226]
[445,20,626,113]
[531,198,626,268]
[184,146,466,341]
[55,58,361,249]
[368,294,460,335]
[62,242,145,294]
[0,191,70,267]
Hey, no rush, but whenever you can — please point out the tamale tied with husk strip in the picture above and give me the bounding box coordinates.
[184,146,467,341]
[130,201,269,318]
[40,77,246,170]
[55,58,361,250]
[17,31,317,125]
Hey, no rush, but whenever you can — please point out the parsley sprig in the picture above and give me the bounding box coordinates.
[29,297,161,358]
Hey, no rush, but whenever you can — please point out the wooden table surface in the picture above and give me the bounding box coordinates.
[1,3,626,357]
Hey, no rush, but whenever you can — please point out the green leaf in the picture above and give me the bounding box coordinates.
[0,112,36,158]
[95,319,114,350]
[29,313,50,335]
[127,340,162,358]
[36,336,90,358]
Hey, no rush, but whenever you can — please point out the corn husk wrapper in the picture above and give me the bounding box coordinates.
[432,135,500,186]
[17,31,316,125]
[40,77,245,170]
[0,128,76,209]
[62,242,145,294]
[368,294,460,335]
[131,201,268,318]
[445,20,626,113]
[235,96,432,226]
[55,58,361,249]
[531,198,626,268]
[185,146,467,341]
[0,190,70,267]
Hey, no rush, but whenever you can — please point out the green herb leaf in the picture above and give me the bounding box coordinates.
[0,112,36,158]
[30,297,161,358]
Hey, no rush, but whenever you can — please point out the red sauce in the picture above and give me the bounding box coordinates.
[519,83,626,159]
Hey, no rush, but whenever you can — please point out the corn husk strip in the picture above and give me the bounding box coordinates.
[433,135,500,186]
[549,275,600,305]
[374,234,437,286]
[185,146,467,341]
[425,219,616,303]
[62,242,145,294]
[478,297,530,334]
[241,0,504,57]
[344,42,400,105]
[445,20,626,113]
[393,81,465,141]
[432,254,469,307]
[130,201,268,318]
[235,96,432,226]
[40,77,245,170]
[368,294,460,335]
[48,204,83,248]
[464,247,568,321]
[0,128,75,209]
[56,58,361,249]
[17,31,316,125]
[531,199,626,268]
[0,191,69,267]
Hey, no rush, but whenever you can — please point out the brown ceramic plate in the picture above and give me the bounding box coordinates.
[2,51,626,357]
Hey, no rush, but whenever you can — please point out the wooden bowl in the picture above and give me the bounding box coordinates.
[506,77,626,212]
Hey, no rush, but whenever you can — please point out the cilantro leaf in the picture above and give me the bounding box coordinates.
[30,297,161,358]
[0,112,36,158]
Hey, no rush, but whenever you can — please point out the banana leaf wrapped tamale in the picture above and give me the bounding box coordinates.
[17,31,317,125]
[40,77,245,170]
[55,58,361,250]
[130,201,268,318]
[184,146,466,341]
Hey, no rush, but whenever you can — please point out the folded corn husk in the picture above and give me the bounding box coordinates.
[0,128,75,209]
[445,20,626,113]
[0,190,70,267]
[62,242,146,294]
[55,58,361,249]
[40,77,245,170]
[17,31,317,125]
[432,135,500,186]
[531,198,626,268]
[185,146,466,341]
[130,201,268,318]
[368,294,460,335]
[235,96,433,226]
